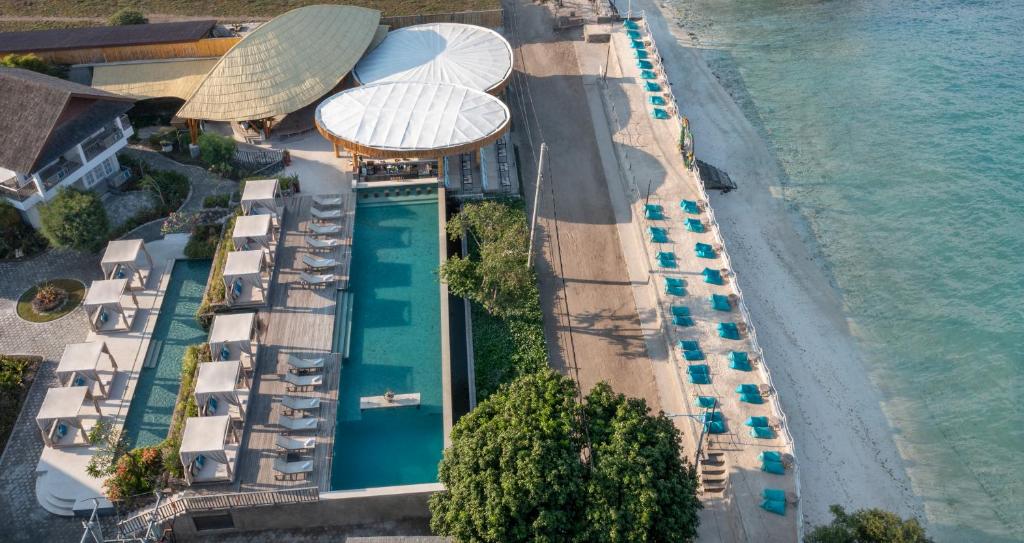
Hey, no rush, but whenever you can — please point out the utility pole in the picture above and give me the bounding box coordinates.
[527,142,547,269]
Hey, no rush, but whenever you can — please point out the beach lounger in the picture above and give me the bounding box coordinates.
[683,349,705,361]
[641,70,657,79]
[273,457,313,480]
[746,416,770,427]
[689,373,711,385]
[285,372,323,390]
[651,108,670,120]
[671,306,691,317]
[703,267,724,285]
[623,19,638,29]
[718,322,741,340]
[311,207,342,220]
[728,351,752,371]
[710,294,732,311]
[649,95,667,106]
[762,460,786,475]
[627,30,641,39]
[275,434,316,453]
[678,339,700,352]
[695,242,716,258]
[299,272,338,288]
[631,40,646,50]
[282,396,320,414]
[740,392,764,404]
[307,222,342,236]
[695,396,717,408]
[687,364,709,375]
[665,277,686,296]
[644,203,664,219]
[763,488,787,501]
[680,199,700,214]
[287,354,325,372]
[637,59,653,69]
[306,237,343,251]
[759,451,783,463]
[685,218,705,232]
[644,81,661,92]
[761,498,786,515]
[704,420,726,434]
[279,414,318,432]
[702,410,722,424]
[313,195,343,207]
[673,315,694,327]
[634,49,648,59]
[736,384,760,395]
[752,426,776,439]
[656,251,677,268]
[647,226,668,243]
[302,254,339,270]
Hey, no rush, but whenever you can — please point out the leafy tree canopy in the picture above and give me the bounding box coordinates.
[807,505,933,543]
[38,188,109,252]
[108,8,148,25]
[0,53,57,76]
[197,133,237,168]
[430,370,702,543]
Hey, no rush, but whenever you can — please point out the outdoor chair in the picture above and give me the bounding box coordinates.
[273,457,313,480]
[311,207,342,221]
[306,237,342,251]
[299,272,337,288]
[275,434,316,453]
[313,195,343,207]
[287,354,324,372]
[282,396,320,414]
[285,372,323,391]
[302,254,338,270]
[307,223,342,236]
[279,414,318,433]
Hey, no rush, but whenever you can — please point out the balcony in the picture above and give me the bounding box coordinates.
[0,176,40,203]
[37,157,84,192]
[82,123,125,162]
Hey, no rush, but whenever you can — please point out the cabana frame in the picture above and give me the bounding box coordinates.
[194,361,250,421]
[240,179,282,218]
[100,239,154,290]
[222,250,271,307]
[232,213,278,264]
[208,312,261,371]
[36,386,101,448]
[179,415,239,485]
[83,278,139,332]
[56,341,118,398]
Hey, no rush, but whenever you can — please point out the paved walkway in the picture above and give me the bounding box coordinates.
[0,249,104,541]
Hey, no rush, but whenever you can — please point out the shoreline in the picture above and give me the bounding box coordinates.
[627,0,926,528]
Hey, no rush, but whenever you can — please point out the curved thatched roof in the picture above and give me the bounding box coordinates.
[92,58,219,100]
[177,5,381,122]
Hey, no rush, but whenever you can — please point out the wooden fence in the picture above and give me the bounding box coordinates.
[381,9,504,29]
[31,37,240,65]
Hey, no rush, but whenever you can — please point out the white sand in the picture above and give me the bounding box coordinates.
[627,0,926,528]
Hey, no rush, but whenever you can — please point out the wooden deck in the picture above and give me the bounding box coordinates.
[232,193,355,492]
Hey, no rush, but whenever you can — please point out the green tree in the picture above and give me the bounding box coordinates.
[807,505,933,543]
[197,133,237,169]
[441,200,535,318]
[38,188,109,251]
[0,53,57,76]
[430,371,702,543]
[107,8,148,25]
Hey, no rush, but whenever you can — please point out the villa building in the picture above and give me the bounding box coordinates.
[0,68,135,226]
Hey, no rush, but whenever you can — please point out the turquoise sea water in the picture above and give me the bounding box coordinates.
[122,259,211,449]
[331,196,443,490]
[672,1,1023,540]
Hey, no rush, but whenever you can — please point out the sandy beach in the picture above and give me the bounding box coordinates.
[624,0,927,529]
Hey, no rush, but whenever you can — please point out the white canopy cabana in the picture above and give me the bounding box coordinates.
[100,239,154,290]
[35,386,100,447]
[232,213,277,254]
[179,415,239,485]
[56,341,118,398]
[223,250,270,307]
[194,361,249,420]
[208,312,260,370]
[83,278,139,332]
[240,179,282,218]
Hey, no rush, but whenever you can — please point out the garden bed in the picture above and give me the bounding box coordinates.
[0,355,40,453]
[16,279,86,323]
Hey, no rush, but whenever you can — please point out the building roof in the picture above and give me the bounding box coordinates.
[0,68,134,174]
[177,5,381,122]
[232,214,272,240]
[83,279,129,306]
[209,312,257,344]
[91,58,219,100]
[57,342,106,374]
[354,23,513,93]
[180,415,230,455]
[315,81,511,158]
[101,239,146,266]
[224,250,265,277]
[37,386,89,421]
[0,20,216,54]
[194,361,242,396]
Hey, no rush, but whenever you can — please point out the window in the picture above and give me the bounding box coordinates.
[192,513,234,531]
[103,157,115,175]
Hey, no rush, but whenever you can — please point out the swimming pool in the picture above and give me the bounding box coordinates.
[331,194,443,490]
[122,259,211,449]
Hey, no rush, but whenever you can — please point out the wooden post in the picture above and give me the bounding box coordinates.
[437,156,445,180]
[333,141,340,158]
[352,153,360,173]
[186,118,199,144]
[475,148,482,163]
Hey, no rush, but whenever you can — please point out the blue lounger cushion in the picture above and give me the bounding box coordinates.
[746,416,770,427]
[740,392,764,404]
[762,499,786,515]
[665,277,685,290]
[695,242,716,258]
[687,364,709,375]
[636,59,653,69]
[752,426,776,439]
[56,423,68,439]
[632,41,646,50]
[627,30,641,39]
[678,339,700,352]
[718,322,740,339]
[645,207,665,220]
[634,49,649,59]
[666,284,686,296]
[683,349,705,361]
[689,373,711,385]
[710,294,732,311]
[649,95,667,106]
[641,70,657,79]
[98,310,109,324]
[671,306,690,317]
[648,226,668,243]
[656,251,675,261]
[220,345,231,360]
[644,81,661,92]
[680,199,699,213]
[658,257,677,269]
[736,384,759,394]
[763,488,786,501]
[705,420,726,434]
[762,460,786,475]
[651,108,670,120]
[702,267,723,284]
[728,351,751,371]
[623,19,638,29]
[759,451,783,463]
[701,410,722,423]
[195,454,206,468]
[673,315,694,327]
[695,396,717,408]
[684,217,704,232]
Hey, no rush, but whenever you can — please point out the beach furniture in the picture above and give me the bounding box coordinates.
[307,223,342,236]
[740,392,764,404]
[306,237,343,251]
[685,218,704,233]
[695,242,716,258]
[702,411,726,434]
[273,457,313,480]
[641,70,657,79]
[703,267,724,285]
[634,49,649,59]
[631,40,645,50]
[275,434,316,453]
[680,199,700,214]
[745,416,770,427]
[637,59,653,69]
[751,426,776,439]
[651,108,670,120]
[710,294,732,312]
[702,410,722,424]
[623,19,638,29]
[673,315,694,327]
[649,95,667,106]
[687,364,709,375]
[644,203,664,219]
[683,349,705,361]
[762,460,786,475]
[728,351,752,371]
[627,30,641,39]
[695,396,717,408]
[313,195,343,207]
[736,384,759,395]
[665,277,686,296]
[311,207,342,221]
[647,226,668,243]
[287,354,324,372]
[718,322,741,340]
[279,414,318,432]
[285,372,323,391]
[759,451,783,463]
[644,81,662,92]
[678,339,700,352]
[656,250,676,268]
[671,306,691,317]
[282,396,319,415]
[761,496,786,515]
[299,272,338,288]
[302,254,338,270]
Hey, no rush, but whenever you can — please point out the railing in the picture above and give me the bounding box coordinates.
[82,123,124,161]
[233,148,285,176]
[0,177,39,202]
[38,157,84,191]
[118,486,319,537]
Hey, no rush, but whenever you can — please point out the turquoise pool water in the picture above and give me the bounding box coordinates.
[331,195,444,490]
[122,259,211,449]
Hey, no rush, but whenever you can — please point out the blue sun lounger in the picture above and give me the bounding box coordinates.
[651,108,670,120]
[736,384,759,395]
[759,451,783,463]
[649,95,667,106]
[647,226,668,243]
[728,351,751,371]
[752,426,775,439]
[671,306,691,317]
[689,371,711,385]
[683,349,705,361]
[665,277,686,296]
[745,416,770,427]
[631,40,646,50]
[718,322,740,339]
[762,460,786,475]
[644,81,661,92]
[687,364,709,375]
[680,199,700,214]
[762,498,786,515]
[644,203,664,219]
[685,217,704,232]
[641,69,657,79]
[695,396,717,408]
[678,339,699,352]
[740,392,764,404]
[695,242,716,258]
[637,59,653,69]
[627,30,641,39]
[710,294,732,311]
[634,49,649,59]
[705,419,726,434]
[673,315,694,327]
[623,19,639,29]
[703,267,723,285]
[702,410,722,424]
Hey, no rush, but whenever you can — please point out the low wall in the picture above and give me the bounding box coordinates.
[382,9,504,29]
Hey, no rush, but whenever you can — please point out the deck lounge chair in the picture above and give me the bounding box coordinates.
[649,95,667,106]
[637,59,653,69]
[299,271,337,288]
[648,226,668,243]
[644,81,662,92]
[665,277,686,296]
[703,267,724,285]
[710,294,732,311]
[279,414,318,432]
[627,30,641,39]
[680,199,700,214]
[695,396,717,408]
[282,396,320,414]
[651,108,670,120]
[634,49,648,59]
[307,223,342,236]
[685,218,705,232]
[641,70,657,80]
[695,242,716,258]
[311,207,342,220]
[313,195,343,207]
[275,434,316,452]
[677,339,700,351]
[302,254,338,270]
[718,322,741,340]
[729,351,752,371]
[287,354,324,372]
[306,237,342,251]
[273,457,313,480]
[285,372,323,390]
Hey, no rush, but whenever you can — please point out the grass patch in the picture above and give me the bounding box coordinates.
[0,0,499,19]
[16,279,85,323]
[0,355,39,452]
[0,19,101,32]
[471,301,547,402]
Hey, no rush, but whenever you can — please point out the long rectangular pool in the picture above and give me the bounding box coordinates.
[122,259,211,449]
[331,194,443,490]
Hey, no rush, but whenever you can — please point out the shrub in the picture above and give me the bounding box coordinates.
[146,128,177,150]
[807,505,933,543]
[157,343,206,480]
[202,194,230,209]
[0,355,38,454]
[38,188,109,251]
[107,8,148,25]
[142,170,189,213]
[0,201,47,259]
[196,213,239,327]
[0,53,57,76]
[184,223,221,259]
[197,133,236,169]
[31,282,67,313]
